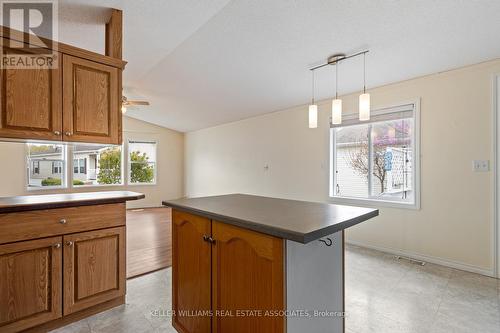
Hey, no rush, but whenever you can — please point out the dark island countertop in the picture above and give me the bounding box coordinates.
[163,194,378,243]
[0,191,145,213]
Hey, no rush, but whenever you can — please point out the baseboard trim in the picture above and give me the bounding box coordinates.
[346,240,495,278]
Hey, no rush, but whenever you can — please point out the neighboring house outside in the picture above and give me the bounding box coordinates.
[334,122,413,203]
[28,145,114,187]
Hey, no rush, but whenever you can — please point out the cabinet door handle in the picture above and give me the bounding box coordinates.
[54,131,61,135]
[59,218,67,224]
[53,243,61,249]
[66,241,73,247]
[65,132,72,136]
[202,235,216,244]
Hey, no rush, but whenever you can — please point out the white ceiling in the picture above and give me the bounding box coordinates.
[49,1,500,131]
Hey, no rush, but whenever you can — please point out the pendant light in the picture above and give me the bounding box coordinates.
[331,62,342,125]
[359,52,370,121]
[308,70,318,128]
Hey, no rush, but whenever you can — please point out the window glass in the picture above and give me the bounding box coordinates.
[331,105,417,206]
[27,144,65,188]
[128,141,157,184]
[72,145,122,186]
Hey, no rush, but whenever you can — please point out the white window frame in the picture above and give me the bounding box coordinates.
[127,139,158,186]
[26,143,68,191]
[329,99,421,210]
[70,144,124,188]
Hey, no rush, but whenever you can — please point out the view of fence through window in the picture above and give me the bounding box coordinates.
[332,111,414,204]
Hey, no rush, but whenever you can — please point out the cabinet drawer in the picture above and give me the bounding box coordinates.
[0,203,125,244]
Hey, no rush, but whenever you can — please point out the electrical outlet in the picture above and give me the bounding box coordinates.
[472,160,489,172]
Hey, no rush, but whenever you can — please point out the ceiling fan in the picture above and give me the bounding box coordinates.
[122,96,150,114]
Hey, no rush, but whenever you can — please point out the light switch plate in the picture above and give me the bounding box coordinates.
[472,160,489,172]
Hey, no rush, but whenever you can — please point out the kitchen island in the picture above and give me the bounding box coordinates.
[163,194,378,333]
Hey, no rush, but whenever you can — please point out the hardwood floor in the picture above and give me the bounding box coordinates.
[126,207,172,279]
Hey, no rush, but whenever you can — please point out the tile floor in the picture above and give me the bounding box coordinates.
[50,245,500,333]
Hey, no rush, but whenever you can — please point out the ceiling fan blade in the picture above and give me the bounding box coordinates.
[126,100,150,106]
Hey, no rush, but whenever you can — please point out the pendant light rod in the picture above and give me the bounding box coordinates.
[363,52,366,93]
[309,50,369,71]
[311,69,315,104]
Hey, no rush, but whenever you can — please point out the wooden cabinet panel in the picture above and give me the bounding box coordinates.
[212,221,285,333]
[0,39,62,140]
[172,210,211,333]
[63,227,125,315]
[0,236,62,333]
[0,203,126,245]
[63,55,120,144]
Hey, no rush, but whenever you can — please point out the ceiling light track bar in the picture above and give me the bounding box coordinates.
[309,50,369,71]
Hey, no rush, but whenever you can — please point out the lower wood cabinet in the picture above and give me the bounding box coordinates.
[0,205,126,332]
[63,227,126,315]
[172,210,285,333]
[172,211,212,333]
[0,237,62,333]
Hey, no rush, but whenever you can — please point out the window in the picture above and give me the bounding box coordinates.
[27,144,65,188]
[128,140,157,185]
[32,161,40,174]
[73,158,87,174]
[52,161,62,174]
[330,102,419,208]
[72,144,123,186]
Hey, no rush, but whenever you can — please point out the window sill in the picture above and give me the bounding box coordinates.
[128,182,157,186]
[329,196,420,210]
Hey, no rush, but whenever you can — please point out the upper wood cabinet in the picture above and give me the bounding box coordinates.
[0,33,124,145]
[0,236,62,333]
[63,226,125,315]
[0,39,62,141]
[63,55,120,144]
[172,210,212,333]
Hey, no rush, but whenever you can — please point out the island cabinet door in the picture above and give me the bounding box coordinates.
[0,236,62,333]
[63,227,126,315]
[172,210,212,333]
[211,221,285,333]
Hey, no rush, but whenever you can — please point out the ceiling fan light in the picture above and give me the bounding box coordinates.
[359,93,370,121]
[331,99,342,125]
[308,104,318,128]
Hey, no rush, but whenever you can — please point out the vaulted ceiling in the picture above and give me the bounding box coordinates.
[50,0,500,131]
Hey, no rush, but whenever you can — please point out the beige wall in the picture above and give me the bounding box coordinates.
[186,59,499,275]
[0,116,184,209]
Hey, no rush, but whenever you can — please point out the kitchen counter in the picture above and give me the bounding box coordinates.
[163,193,378,243]
[0,191,145,213]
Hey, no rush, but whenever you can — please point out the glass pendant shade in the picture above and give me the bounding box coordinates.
[308,104,318,128]
[331,99,342,124]
[359,93,370,121]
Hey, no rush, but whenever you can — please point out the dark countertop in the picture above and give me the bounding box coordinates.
[163,194,378,243]
[0,191,145,213]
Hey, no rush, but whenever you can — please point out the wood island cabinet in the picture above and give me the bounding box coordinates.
[172,210,285,333]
